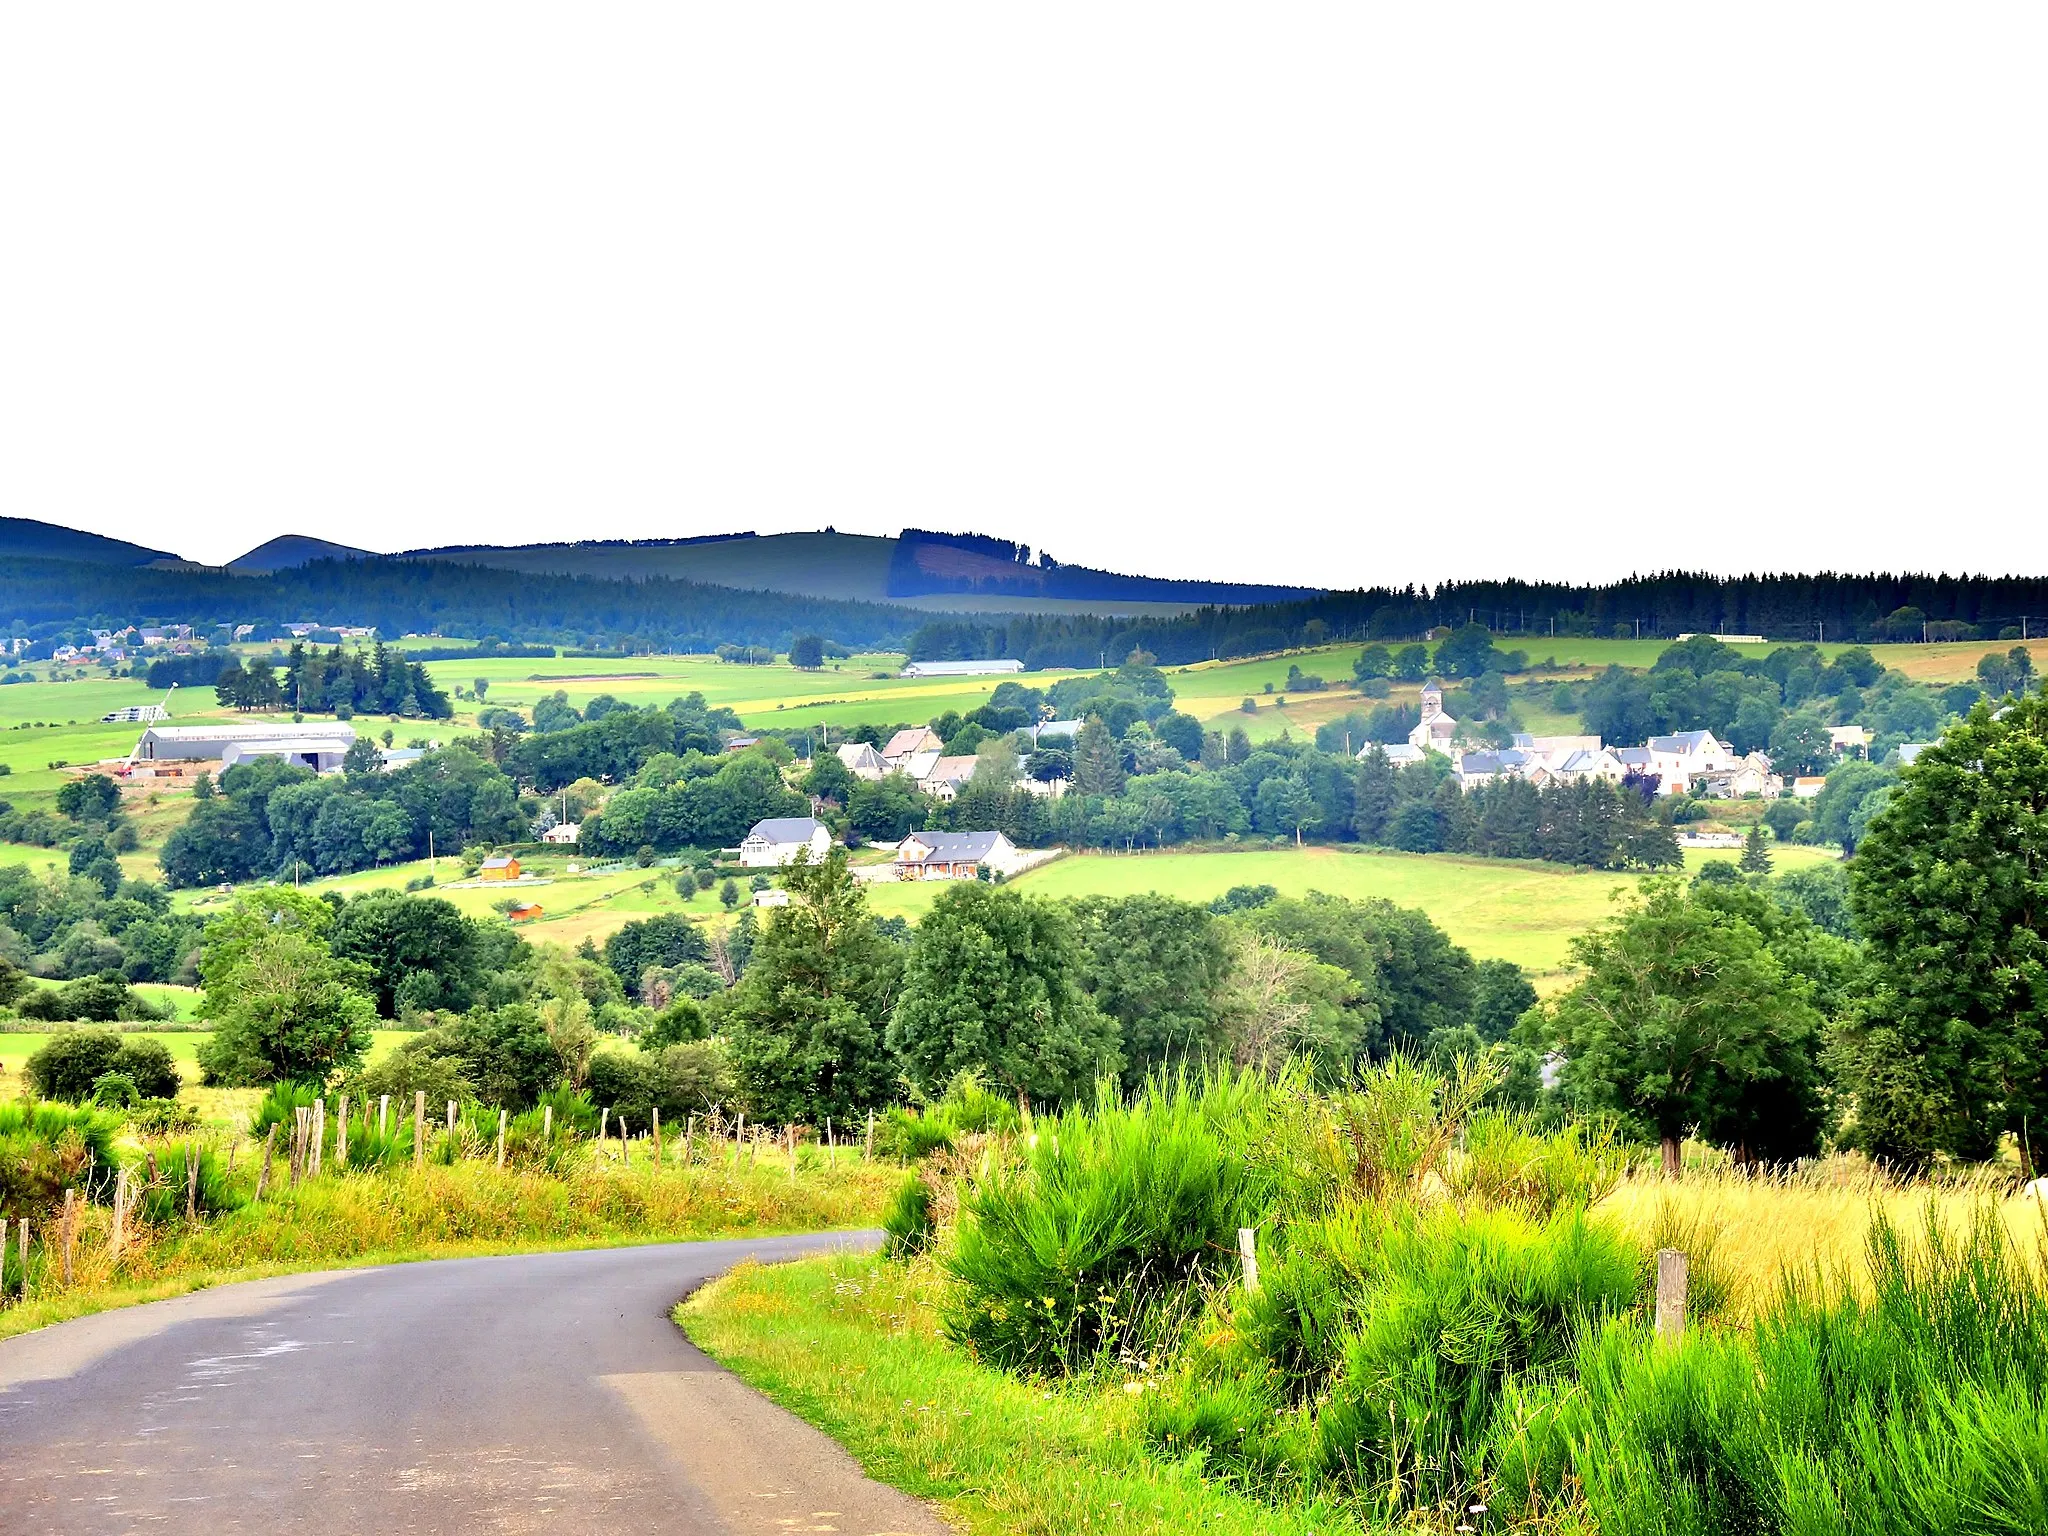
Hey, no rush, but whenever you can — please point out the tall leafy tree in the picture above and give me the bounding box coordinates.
[1523,879,1826,1173]
[327,891,491,1017]
[721,850,903,1122]
[887,883,1119,1105]
[194,890,377,1086]
[1068,894,1232,1088]
[1841,693,2048,1169]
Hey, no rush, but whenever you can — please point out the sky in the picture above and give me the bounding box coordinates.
[2,7,2043,586]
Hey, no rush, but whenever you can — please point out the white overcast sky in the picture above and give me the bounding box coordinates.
[2,7,2043,585]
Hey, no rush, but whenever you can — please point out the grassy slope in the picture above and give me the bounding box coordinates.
[684,1252,1366,1536]
[864,842,1839,974]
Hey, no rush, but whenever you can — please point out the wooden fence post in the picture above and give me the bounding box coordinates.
[255,1122,278,1200]
[735,1111,745,1166]
[446,1100,456,1134]
[1238,1228,1259,1293]
[1655,1249,1689,1341]
[826,1116,833,1153]
[16,1219,27,1297]
[619,1118,630,1168]
[652,1108,662,1167]
[311,1099,325,1178]
[413,1091,426,1169]
[865,1110,874,1161]
[109,1170,127,1259]
[61,1189,77,1285]
[336,1095,348,1170]
[496,1109,508,1169]
[186,1141,200,1221]
[599,1107,609,1147]
[542,1104,553,1142]
[0,1218,7,1296]
[685,1114,694,1168]
[289,1108,305,1187]
[380,1094,390,1138]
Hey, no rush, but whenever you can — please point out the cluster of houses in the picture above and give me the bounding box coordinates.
[832,720,1078,801]
[1368,684,1894,800]
[737,815,1036,888]
[51,625,201,666]
[111,721,427,780]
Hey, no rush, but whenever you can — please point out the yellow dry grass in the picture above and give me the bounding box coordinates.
[1602,1158,2048,1317]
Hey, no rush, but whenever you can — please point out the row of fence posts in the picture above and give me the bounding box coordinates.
[3,1102,885,1304]
[1,1137,215,1305]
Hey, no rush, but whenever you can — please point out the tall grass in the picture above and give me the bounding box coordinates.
[0,1153,900,1341]
[0,1101,122,1213]
[1487,1204,2048,1535]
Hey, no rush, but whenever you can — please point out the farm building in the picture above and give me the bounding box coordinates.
[895,830,1030,881]
[899,659,1025,679]
[506,902,543,923]
[541,822,581,844]
[752,887,790,908]
[738,816,833,868]
[479,855,522,881]
[100,704,169,724]
[835,742,886,780]
[130,722,356,774]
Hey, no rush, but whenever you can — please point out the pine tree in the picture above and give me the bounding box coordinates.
[1070,714,1126,797]
[1353,746,1398,842]
[1738,823,1773,875]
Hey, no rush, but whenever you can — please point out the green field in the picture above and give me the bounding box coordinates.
[865,841,1839,974]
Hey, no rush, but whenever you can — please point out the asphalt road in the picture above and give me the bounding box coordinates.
[0,1234,950,1535]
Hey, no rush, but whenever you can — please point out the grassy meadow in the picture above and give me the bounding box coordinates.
[863,841,1841,975]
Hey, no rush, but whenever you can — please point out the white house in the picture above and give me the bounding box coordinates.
[919,755,980,800]
[1791,776,1827,799]
[738,816,833,868]
[835,742,887,781]
[1408,684,1458,753]
[1698,752,1782,799]
[1355,742,1426,767]
[751,887,791,908]
[1643,730,1741,795]
[899,659,1025,679]
[1828,725,1873,758]
[541,822,581,845]
[895,830,1029,880]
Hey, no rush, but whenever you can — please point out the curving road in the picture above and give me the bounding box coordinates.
[0,1234,948,1535]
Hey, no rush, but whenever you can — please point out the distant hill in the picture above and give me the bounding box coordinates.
[399,529,1319,616]
[0,516,178,566]
[227,534,375,572]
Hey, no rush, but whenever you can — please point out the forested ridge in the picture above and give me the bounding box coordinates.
[5,545,2047,658]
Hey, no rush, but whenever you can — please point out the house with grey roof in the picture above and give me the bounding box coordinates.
[738,816,833,868]
[895,829,1028,881]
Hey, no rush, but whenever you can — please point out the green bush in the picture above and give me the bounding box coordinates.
[132,1141,244,1223]
[24,1026,180,1102]
[1487,1205,2048,1535]
[882,1175,936,1258]
[872,1107,955,1163]
[129,1097,201,1136]
[0,1101,122,1215]
[943,1071,1287,1377]
[90,1070,140,1108]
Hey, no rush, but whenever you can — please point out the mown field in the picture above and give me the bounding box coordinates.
[870,842,1837,975]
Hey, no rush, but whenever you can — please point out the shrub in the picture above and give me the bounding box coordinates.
[129,1097,201,1136]
[0,1101,122,1215]
[131,1141,244,1223]
[883,1175,936,1258]
[942,1072,1287,1376]
[872,1107,955,1164]
[25,1027,182,1102]
[90,1070,140,1108]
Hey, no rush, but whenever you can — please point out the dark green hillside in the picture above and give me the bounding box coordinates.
[226,534,375,572]
[0,515,178,566]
